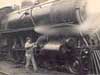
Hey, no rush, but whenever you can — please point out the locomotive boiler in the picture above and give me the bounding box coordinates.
[1,0,87,33]
[0,0,98,74]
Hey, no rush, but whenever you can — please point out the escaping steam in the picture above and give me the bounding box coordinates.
[77,0,100,34]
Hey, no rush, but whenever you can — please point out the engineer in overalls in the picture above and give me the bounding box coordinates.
[25,37,38,72]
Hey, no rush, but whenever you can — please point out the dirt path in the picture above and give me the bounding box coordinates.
[0,61,73,75]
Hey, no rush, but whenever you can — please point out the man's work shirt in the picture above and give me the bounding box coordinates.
[25,42,37,55]
[25,42,33,56]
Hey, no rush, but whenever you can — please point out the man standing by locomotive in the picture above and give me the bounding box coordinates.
[25,37,38,72]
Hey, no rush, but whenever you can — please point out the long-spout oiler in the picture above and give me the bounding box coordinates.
[1,0,86,35]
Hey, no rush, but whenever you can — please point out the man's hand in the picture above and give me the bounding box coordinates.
[33,43,37,48]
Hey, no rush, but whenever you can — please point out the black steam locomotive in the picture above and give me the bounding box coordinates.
[0,0,99,74]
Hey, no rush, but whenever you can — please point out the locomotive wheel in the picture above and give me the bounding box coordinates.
[65,60,80,74]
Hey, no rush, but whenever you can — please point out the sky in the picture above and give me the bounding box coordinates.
[86,0,100,14]
[77,0,100,34]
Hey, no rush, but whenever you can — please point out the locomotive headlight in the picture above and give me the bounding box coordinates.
[84,50,89,54]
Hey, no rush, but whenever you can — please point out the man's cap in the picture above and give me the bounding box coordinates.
[26,37,31,40]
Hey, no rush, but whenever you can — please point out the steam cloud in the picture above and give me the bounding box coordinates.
[78,0,100,34]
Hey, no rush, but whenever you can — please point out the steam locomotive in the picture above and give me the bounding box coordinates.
[0,0,99,74]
